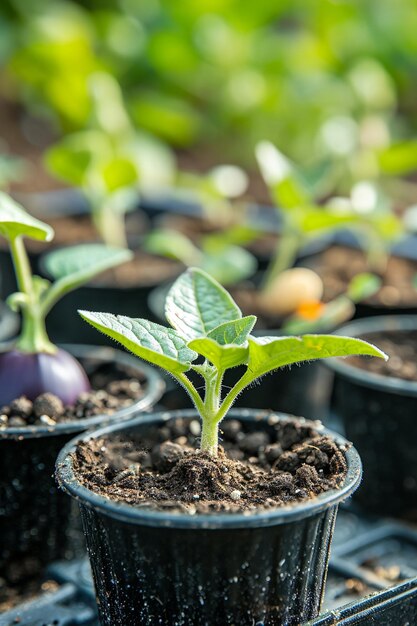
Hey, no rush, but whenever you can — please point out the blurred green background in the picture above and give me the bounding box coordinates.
[1,0,417,197]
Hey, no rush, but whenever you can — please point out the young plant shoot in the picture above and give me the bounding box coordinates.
[80,267,387,457]
[45,72,174,248]
[145,227,257,286]
[0,192,133,406]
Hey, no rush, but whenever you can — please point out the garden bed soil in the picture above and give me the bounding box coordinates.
[347,330,417,382]
[0,361,147,429]
[73,416,348,515]
[309,246,417,308]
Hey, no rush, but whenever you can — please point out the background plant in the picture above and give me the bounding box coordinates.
[1,192,132,353]
[2,0,417,196]
[80,267,386,456]
[44,72,175,248]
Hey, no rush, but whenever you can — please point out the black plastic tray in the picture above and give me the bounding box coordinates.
[2,507,417,626]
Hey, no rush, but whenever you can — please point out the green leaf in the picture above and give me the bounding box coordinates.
[145,229,201,266]
[0,192,54,241]
[201,243,257,286]
[43,244,133,285]
[207,316,256,345]
[256,141,310,210]
[165,267,242,341]
[378,140,417,176]
[347,273,382,303]
[299,207,360,233]
[246,334,387,382]
[188,337,248,370]
[101,157,138,192]
[79,312,197,374]
[44,132,107,186]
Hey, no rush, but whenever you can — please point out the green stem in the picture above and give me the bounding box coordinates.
[262,227,300,291]
[9,236,55,354]
[216,370,254,423]
[92,203,128,249]
[200,418,219,456]
[175,371,205,417]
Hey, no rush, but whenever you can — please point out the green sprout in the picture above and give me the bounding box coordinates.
[80,267,387,457]
[45,72,174,249]
[0,192,133,355]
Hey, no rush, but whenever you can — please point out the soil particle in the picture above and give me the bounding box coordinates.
[33,393,64,419]
[72,417,348,515]
[346,330,417,382]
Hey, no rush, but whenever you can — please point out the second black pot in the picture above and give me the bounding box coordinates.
[325,315,417,520]
[56,409,361,626]
[0,344,164,584]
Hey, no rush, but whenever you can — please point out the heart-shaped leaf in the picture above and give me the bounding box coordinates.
[79,312,197,373]
[43,244,133,286]
[165,267,242,341]
[246,334,387,382]
[0,193,54,241]
[207,316,256,345]
[188,337,248,370]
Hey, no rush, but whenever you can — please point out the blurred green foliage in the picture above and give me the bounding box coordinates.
[1,0,417,193]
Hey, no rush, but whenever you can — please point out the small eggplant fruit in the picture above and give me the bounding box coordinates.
[0,348,90,406]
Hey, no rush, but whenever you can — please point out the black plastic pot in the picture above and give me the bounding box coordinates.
[57,408,361,626]
[325,315,417,520]
[0,344,164,585]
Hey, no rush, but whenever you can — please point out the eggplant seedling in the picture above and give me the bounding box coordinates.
[45,72,174,248]
[80,267,387,456]
[0,192,133,406]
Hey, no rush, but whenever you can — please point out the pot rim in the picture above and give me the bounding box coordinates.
[56,408,362,529]
[323,315,417,397]
[0,343,165,439]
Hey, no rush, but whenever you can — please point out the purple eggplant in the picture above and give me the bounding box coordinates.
[0,347,91,406]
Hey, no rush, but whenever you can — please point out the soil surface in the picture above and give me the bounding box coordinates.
[0,361,146,428]
[346,330,417,382]
[73,415,348,515]
[309,246,417,308]
[92,251,181,289]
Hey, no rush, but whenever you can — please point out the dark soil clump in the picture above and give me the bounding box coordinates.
[0,363,146,428]
[73,416,348,514]
[347,330,417,382]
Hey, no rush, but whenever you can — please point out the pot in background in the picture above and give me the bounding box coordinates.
[56,409,361,626]
[325,315,417,519]
[0,344,164,584]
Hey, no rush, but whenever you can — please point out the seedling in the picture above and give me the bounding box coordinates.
[145,227,257,286]
[45,72,174,248]
[80,267,387,457]
[0,192,133,406]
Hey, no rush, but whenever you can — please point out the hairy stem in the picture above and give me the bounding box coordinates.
[9,236,55,354]
[93,203,128,249]
[200,418,219,456]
